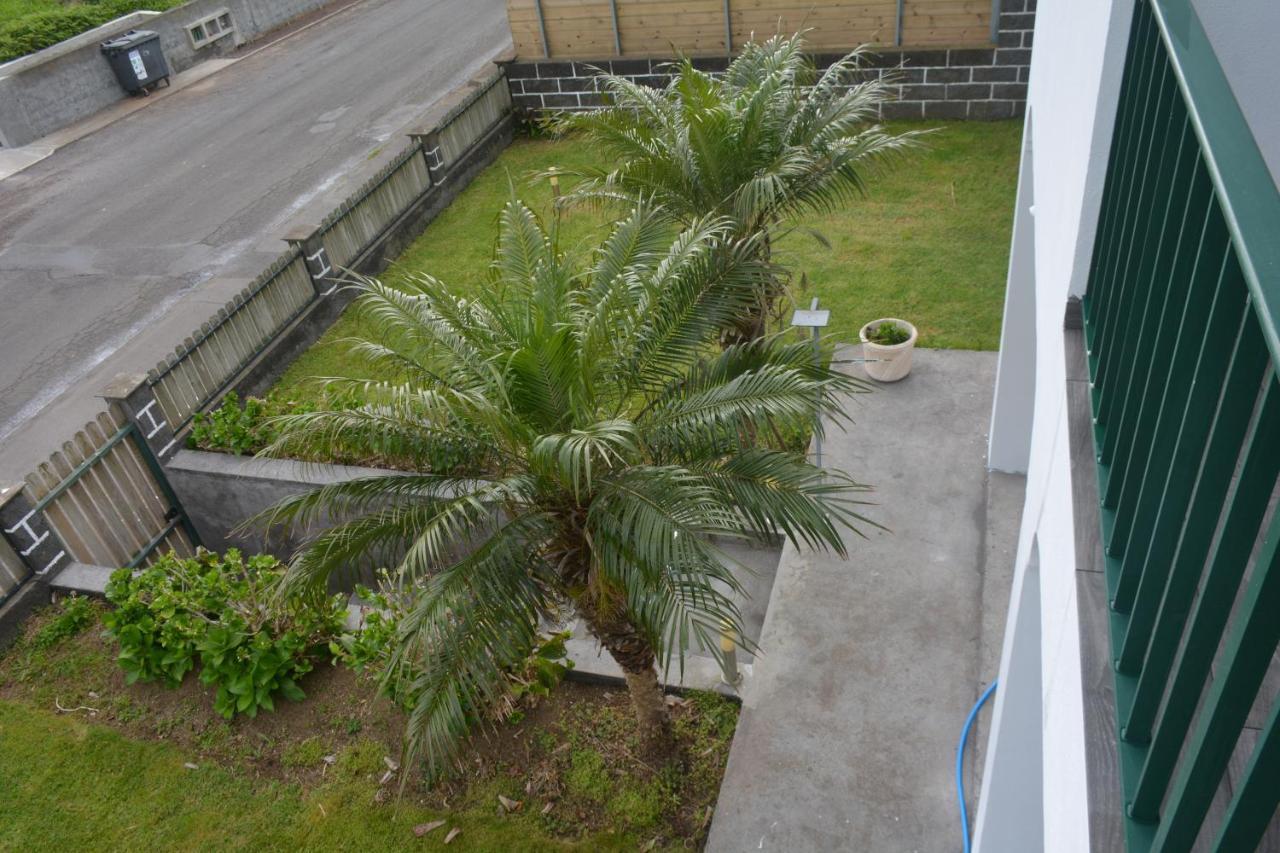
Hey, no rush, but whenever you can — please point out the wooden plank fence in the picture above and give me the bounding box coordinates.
[149,250,315,432]
[22,409,197,573]
[0,535,27,605]
[317,144,434,271]
[507,0,993,57]
[437,73,515,168]
[0,67,514,611]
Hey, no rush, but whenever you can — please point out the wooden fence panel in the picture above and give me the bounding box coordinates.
[0,535,27,602]
[150,250,314,430]
[731,0,898,50]
[22,409,194,571]
[507,0,992,56]
[317,145,433,271]
[899,0,989,45]
[438,76,513,167]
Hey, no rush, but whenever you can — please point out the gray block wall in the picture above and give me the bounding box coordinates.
[506,0,1035,121]
[0,0,337,147]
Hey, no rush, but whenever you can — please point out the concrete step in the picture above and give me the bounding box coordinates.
[48,561,112,595]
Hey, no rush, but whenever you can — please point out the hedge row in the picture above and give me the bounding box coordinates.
[0,0,185,64]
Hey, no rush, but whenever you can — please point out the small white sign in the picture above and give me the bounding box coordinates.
[128,49,148,81]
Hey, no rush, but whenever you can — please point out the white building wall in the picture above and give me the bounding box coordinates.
[976,0,1135,850]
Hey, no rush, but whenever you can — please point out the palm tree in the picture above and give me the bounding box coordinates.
[260,201,874,776]
[554,33,924,341]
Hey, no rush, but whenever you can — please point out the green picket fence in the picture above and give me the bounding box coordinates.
[1082,0,1280,850]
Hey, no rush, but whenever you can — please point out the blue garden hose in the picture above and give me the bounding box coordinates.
[957,679,999,853]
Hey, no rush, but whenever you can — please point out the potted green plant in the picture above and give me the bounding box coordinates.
[859,318,918,382]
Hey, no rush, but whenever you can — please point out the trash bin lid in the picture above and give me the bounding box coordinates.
[101,30,159,53]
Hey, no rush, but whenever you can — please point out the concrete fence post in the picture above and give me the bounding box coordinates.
[282,224,337,296]
[102,374,179,461]
[0,482,70,579]
[409,130,446,186]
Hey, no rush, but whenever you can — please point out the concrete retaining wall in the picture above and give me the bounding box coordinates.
[166,449,392,563]
[0,0,337,147]
[505,0,1035,121]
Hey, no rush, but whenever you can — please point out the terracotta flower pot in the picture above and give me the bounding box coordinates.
[859,318,918,382]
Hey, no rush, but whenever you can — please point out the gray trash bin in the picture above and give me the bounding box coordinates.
[101,30,170,95]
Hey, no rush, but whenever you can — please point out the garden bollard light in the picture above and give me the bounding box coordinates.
[790,297,830,467]
[548,167,561,198]
[719,624,742,687]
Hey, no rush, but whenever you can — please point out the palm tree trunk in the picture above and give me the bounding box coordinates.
[722,229,778,346]
[578,603,674,759]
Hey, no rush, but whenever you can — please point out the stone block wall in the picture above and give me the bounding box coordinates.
[506,0,1036,121]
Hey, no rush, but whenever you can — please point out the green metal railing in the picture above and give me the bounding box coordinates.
[1082,0,1280,850]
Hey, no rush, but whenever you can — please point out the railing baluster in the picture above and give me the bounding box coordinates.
[1092,15,1164,413]
[1120,315,1269,741]
[1211,700,1280,852]
[1097,85,1185,480]
[1148,501,1280,851]
[1084,1,1148,333]
[1115,267,1249,674]
[1108,210,1230,605]
[1090,1,1157,360]
[1130,375,1280,819]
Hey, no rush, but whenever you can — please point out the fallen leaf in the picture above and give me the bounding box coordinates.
[322,754,337,765]
[183,763,198,770]
[498,794,522,813]
[640,840,657,852]
[444,828,461,845]
[541,802,554,815]
[701,805,714,829]
[412,820,446,837]
[379,770,395,786]
[383,756,400,771]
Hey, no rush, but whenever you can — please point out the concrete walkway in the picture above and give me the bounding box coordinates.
[707,347,1023,852]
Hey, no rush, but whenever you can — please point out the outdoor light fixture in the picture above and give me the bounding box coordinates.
[790,297,830,467]
[548,166,561,197]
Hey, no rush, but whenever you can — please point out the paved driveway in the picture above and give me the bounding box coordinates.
[0,0,511,480]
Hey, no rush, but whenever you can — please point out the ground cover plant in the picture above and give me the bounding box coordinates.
[103,549,347,718]
[0,594,739,848]
[0,0,185,63]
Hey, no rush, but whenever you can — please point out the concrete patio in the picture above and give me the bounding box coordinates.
[707,346,1023,851]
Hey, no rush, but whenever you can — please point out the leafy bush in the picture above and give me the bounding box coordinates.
[864,321,911,346]
[335,577,572,718]
[104,550,347,718]
[189,392,288,456]
[0,1,185,64]
[31,595,96,650]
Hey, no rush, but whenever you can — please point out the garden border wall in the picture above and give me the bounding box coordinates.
[504,0,1035,121]
[0,0,345,147]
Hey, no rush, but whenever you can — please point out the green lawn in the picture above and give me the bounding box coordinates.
[273,120,1021,401]
[0,701,616,851]
[0,0,185,62]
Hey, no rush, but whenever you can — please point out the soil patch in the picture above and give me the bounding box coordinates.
[0,598,736,849]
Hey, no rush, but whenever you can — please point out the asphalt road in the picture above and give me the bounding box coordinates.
[0,0,510,480]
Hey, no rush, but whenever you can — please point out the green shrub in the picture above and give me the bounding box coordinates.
[864,321,911,346]
[103,550,347,718]
[31,595,96,650]
[334,576,572,716]
[0,1,186,64]
[189,392,283,456]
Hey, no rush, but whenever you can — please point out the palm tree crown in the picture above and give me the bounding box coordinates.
[556,33,924,338]
[262,201,874,775]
